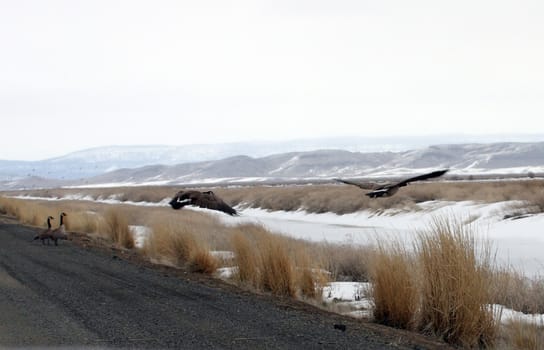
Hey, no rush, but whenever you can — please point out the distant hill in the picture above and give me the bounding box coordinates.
[2,141,543,190]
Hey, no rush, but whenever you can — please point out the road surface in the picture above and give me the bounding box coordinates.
[0,217,450,349]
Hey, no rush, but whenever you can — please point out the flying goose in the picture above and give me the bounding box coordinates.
[169,190,238,216]
[50,212,68,246]
[33,216,55,244]
[334,169,449,198]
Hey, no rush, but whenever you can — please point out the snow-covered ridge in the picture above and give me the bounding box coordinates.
[1,141,544,189]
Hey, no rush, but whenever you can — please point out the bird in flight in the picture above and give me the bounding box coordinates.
[169,190,238,216]
[334,169,448,198]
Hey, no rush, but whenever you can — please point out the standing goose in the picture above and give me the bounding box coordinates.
[50,212,68,246]
[33,216,55,245]
[169,190,238,216]
[334,169,449,198]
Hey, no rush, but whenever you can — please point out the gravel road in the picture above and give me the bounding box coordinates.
[0,217,451,349]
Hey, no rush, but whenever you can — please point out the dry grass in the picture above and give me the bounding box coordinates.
[143,220,199,267]
[370,240,418,329]
[417,217,497,348]
[319,243,372,281]
[491,268,544,315]
[189,248,220,274]
[142,218,220,274]
[296,250,329,299]
[10,178,544,216]
[230,229,261,287]
[102,208,134,249]
[258,234,297,297]
[503,320,543,350]
[229,223,330,298]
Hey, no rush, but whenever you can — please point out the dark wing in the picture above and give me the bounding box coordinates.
[193,193,238,216]
[394,169,449,187]
[170,190,237,215]
[333,178,382,190]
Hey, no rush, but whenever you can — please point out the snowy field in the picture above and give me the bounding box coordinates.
[214,201,544,278]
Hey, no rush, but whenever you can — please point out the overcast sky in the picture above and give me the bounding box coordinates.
[1,1,543,160]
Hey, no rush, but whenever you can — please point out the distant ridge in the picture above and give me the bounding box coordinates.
[1,141,543,190]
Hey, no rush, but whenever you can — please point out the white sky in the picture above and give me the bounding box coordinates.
[1,0,543,160]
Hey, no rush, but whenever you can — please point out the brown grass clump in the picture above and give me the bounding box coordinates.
[370,239,418,329]
[101,208,134,249]
[258,234,296,297]
[230,230,261,287]
[189,247,219,274]
[417,217,497,348]
[492,268,544,315]
[504,320,543,350]
[144,220,198,266]
[228,223,329,298]
[143,218,218,274]
[295,250,329,300]
[319,243,371,281]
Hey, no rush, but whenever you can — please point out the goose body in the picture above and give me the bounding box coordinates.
[335,169,448,198]
[169,190,237,216]
[33,216,55,245]
[50,212,68,246]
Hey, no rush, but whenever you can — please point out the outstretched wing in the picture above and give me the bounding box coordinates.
[194,194,238,216]
[395,169,449,187]
[169,190,237,215]
[333,178,382,190]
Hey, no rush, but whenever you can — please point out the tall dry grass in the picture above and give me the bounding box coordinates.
[370,239,418,329]
[504,319,543,350]
[142,218,218,273]
[230,230,261,287]
[417,217,497,348]
[101,208,134,249]
[229,223,329,298]
[258,234,297,297]
[7,178,544,216]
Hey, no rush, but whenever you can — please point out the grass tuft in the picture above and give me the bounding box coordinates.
[370,239,418,329]
[102,208,134,249]
[417,217,497,348]
[258,234,296,297]
[230,229,261,287]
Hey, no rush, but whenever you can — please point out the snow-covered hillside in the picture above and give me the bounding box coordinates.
[1,141,544,189]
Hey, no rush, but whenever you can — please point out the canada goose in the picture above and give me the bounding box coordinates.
[33,216,55,245]
[169,190,238,216]
[50,212,68,246]
[334,169,449,198]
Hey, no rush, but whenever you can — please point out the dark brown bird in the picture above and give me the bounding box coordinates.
[169,190,238,216]
[334,169,448,198]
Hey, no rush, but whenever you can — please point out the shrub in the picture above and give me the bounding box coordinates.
[258,234,296,297]
[102,208,134,249]
[417,217,497,347]
[230,231,260,286]
[190,248,219,274]
[370,239,418,329]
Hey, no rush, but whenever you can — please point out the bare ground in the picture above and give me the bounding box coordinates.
[0,216,452,349]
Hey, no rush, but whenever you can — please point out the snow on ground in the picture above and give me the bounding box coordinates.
[216,201,544,277]
[324,282,544,326]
